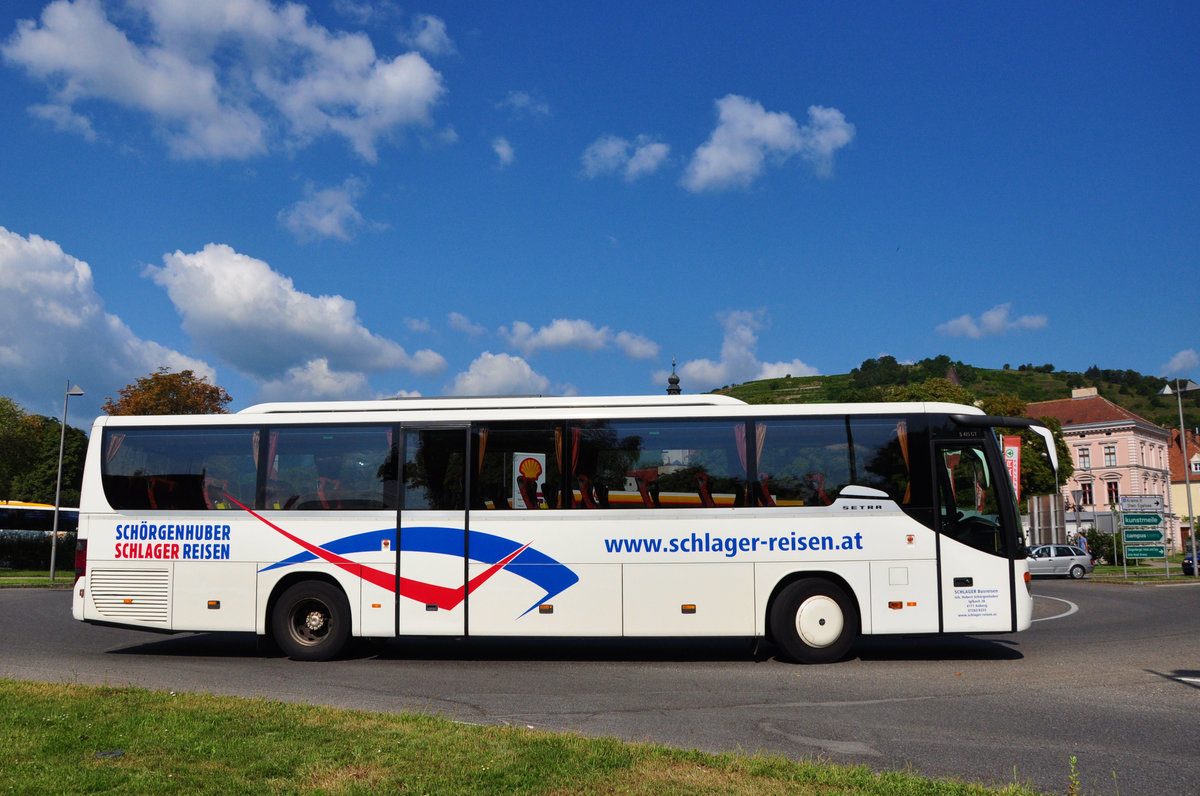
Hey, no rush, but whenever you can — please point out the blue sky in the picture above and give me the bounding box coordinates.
[1,1,1197,426]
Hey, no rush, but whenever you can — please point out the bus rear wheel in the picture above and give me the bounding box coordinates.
[770,578,858,664]
[272,581,350,661]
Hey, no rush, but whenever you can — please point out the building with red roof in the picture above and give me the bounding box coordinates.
[1027,388,1177,550]
[1167,428,1200,545]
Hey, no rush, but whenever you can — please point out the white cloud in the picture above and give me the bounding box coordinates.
[581,136,627,177]
[581,134,670,181]
[625,140,671,180]
[681,96,855,192]
[144,243,446,380]
[1161,349,1199,377]
[397,14,455,56]
[2,0,445,162]
[29,102,97,141]
[255,358,372,402]
[497,90,550,118]
[492,136,514,168]
[333,1,399,26]
[936,303,1048,339]
[503,319,610,355]
[615,331,660,360]
[0,225,212,417]
[278,177,377,241]
[655,310,818,391]
[502,318,661,361]
[447,352,549,396]
[798,105,858,177]
[448,312,486,336]
[404,317,431,332]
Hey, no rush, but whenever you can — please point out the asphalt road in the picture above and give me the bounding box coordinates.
[3,580,1198,795]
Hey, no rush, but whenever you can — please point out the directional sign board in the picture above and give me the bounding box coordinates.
[1124,544,1166,559]
[1122,513,1163,527]
[1120,495,1163,512]
[1123,528,1165,543]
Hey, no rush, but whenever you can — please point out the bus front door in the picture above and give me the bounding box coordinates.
[398,427,469,636]
[935,441,1018,633]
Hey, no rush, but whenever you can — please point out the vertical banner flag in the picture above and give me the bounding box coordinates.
[1003,436,1022,502]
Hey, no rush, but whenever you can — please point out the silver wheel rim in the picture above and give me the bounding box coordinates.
[795,594,844,649]
[290,598,331,646]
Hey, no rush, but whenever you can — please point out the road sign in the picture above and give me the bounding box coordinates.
[1124,544,1165,558]
[1122,513,1163,526]
[1120,495,1163,512]
[1123,529,1164,543]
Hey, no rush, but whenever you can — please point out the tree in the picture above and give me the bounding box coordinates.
[10,420,88,506]
[103,368,232,415]
[0,397,40,500]
[884,378,975,404]
[979,394,1026,418]
[0,397,87,504]
[979,394,1074,497]
[850,356,903,388]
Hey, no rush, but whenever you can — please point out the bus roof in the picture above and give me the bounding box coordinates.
[86,397,990,429]
[238,394,748,414]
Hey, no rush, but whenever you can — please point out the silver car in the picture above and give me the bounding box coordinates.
[1027,544,1094,579]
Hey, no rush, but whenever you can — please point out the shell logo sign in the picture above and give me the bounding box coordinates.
[512,452,546,509]
[518,456,543,480]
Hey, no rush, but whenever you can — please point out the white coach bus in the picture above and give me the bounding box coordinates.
[71,395,1056,663]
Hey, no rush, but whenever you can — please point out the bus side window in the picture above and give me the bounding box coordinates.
[101,427,258,511]
[754,419,850,507]
[848,416,925,506]
[470,423,560,510]
[403,429,466,511]
[268,426,396,511]
[572,419,747,509]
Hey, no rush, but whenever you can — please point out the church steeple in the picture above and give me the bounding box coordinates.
[666,357,681,395]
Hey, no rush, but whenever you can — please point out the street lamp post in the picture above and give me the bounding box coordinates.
[1160,379,1199,579]
[50,381,84,583]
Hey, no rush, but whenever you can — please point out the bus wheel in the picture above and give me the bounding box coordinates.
[770,578,858,664]
[272,581,351,661]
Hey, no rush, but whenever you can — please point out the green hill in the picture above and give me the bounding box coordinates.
[713,357,1199,431]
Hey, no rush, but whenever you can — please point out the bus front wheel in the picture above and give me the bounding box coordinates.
[770,578,858,664]
[272,581,351,661]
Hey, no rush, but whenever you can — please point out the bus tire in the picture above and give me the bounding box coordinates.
[769,578,858,664]
[271,581,351,661]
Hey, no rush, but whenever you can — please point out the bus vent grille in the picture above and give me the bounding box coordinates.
[90,569,170,623]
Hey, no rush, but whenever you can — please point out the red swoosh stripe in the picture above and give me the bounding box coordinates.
[228,494,527,610]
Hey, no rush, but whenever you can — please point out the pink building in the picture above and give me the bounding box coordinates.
[1027,388,1177,549]
[1168,428,1200,546]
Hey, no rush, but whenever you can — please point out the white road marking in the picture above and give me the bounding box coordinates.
[1031,594,1078,622]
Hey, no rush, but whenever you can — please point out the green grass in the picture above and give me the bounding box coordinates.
[0,569,73,587]
[0,680,1046,795]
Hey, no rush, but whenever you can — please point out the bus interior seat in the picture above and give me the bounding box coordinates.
[204,477,232,509]
[490,484,511,509]
[317,476,341,510]
[266,479,298,510]
[806,473,831,505]
[517,476,539,509]
[576,475,597,508]
[757,473,776,507]
[634,475,659,508]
